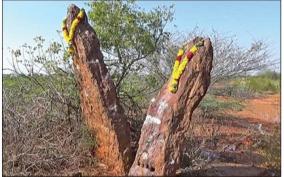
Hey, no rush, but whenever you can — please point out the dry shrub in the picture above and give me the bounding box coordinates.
[254,127,280,176]
[3,76,96,176]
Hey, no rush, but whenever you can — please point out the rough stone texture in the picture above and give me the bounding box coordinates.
[129,38,213,176]
[65,5,133,175]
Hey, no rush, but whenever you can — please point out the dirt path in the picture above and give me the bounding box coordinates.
[215,94,280,176]
[180,94,280,176]
[225,94,279,123]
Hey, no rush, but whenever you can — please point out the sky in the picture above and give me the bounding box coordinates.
[3,1,280,73]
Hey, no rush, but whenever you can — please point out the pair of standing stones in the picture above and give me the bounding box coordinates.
[65,5,213,176]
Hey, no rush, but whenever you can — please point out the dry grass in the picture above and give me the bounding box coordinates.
[3,76,97,176]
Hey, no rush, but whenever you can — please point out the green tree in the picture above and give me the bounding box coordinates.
[88,0,174,92]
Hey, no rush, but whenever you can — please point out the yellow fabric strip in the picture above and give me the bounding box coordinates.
[69,18,80,41]
[177,49,184,56]
[168,48,184,93]
[78,10,84,18]
[189,45,198,54]
[173,57,188,80]
[171,60,180,77]
[168,40,204,93]
[62,9,85,54]
[62,9,84,44]
[63,32,70,42]
[168,79,178,93]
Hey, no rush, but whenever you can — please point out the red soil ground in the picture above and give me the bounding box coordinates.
[184,94,280,176]
[227,94,280,124]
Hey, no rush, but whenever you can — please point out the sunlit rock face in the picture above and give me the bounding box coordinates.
[65,4,133,175]
[129,37,213,176]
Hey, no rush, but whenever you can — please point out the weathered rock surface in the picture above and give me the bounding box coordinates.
[128,38,213,176]
[65,5,133,175]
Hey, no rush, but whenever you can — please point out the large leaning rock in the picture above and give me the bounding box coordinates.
[65,5,133,175]
[129,38,213,176]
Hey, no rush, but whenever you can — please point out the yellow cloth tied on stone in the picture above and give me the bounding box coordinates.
[168,40,204,93]
[172,49,184,75]
[190,45,198,53]
[173,56,188,80]
[168,49,184,93]
[62,9,85,54]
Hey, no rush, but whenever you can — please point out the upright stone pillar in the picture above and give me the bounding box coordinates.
[65,5,133,175]
[129,38,213,176]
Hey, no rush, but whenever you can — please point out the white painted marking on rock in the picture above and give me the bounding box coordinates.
[88,60,95,64]
[144,115,161,125]
[157,100,168,115]
[141,152,148,160]
[109,104,117,112]
[84,90,89,97]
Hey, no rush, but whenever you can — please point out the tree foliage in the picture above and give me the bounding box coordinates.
[88,0,174,91]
